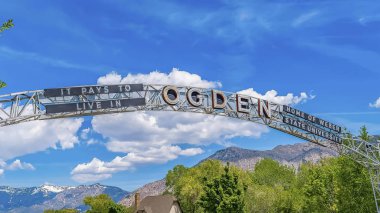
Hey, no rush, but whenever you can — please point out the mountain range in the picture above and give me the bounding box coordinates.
[0,141,362,212]
[0,183,128,213]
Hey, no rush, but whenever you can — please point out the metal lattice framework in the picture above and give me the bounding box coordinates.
[0,84,379,211]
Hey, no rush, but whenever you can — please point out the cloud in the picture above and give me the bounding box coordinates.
[0,105,82,175]
[72,69,313,182]
[0,160,5,168]
[6,159,35,171]
[358,14,380,25]
[95,112,268,150]
[0,46,104,72]
[0,159,35,176]
[81,128,90,140]
[238,88,314,105]
[71,146,203,182]
[292,11,320,27]
[97,68,222,88]
[303,42,380,74]
[370,97,380,108]
[86,139,100,145]
[0,105,83,160]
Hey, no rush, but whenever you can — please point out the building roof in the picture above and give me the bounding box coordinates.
[136,195,179,213]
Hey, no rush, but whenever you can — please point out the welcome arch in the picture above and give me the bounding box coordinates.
[1,83,380,211]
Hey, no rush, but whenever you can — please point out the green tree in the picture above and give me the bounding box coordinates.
[334,156,375,213]
[298,160,337,213]
[252,158,295,188]
[166,160,226,213]
[0,19,14,33]
[84,194,133,213]
[198,162,246,213]
[0,80,6,89]
[298,156,376,213]
[166,164,188,190]
[249,158,298,213]
[359,125,370,141]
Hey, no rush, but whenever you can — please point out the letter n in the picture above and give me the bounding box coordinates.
[258,99,271,119]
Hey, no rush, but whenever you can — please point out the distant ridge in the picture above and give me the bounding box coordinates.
[0,183,129,213]
[205,142,338,170]
[119,142,338,207]
[119,179,166,207]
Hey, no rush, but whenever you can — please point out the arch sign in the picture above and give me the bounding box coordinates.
[1,83,343,146]
[2,83,380,211]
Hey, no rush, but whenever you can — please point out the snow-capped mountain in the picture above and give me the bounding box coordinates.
[0,183,129,213]
[30,184,74,195]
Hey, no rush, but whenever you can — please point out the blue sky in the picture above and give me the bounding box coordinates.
[0,0,379,191]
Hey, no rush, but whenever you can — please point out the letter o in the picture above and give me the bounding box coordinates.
[162,85,179,105]
[186,88,203,107]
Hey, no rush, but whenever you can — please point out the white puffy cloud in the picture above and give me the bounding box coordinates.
[86,139,100,145]
[71,145,204,182]
[370,97,380,108]
[0,159,35,176]
[238,88,314,105]
[96,112,268,150]
[80,128,90,140]
[97,68,222,88]
[73,110,263,182]
[0,99,84,177]
[6,159,35,171]
[71,69,313,182]
[0,160,5,168]
[0,117,83,161]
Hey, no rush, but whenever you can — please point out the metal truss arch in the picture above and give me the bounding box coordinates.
[1,83,380,212]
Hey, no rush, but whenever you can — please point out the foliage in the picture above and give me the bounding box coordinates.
[0,80,6,89]
[166,160,225,212]
[0,19,14,33]
[248,158,299,212]
[44,209,79,213]
[334,156,375,212]
[167,156,376,213]
[298,161,337,212]
[0,19,12,90]
[198,162,246,213]
[84,194,133,213]
[252,158,295,188]
[359,125,370,141]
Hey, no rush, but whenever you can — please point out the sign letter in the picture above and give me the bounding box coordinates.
[212,90,226,109]
[162,86,179,105]
[236,94,250,113]
[186,88,203,107]
[258,99,271,118]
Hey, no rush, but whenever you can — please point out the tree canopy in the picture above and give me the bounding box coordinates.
[166,155,375,212]
[0,19,14,33]
[0,80,6,89]
[198,162,246,213]
[84,194,133,213]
